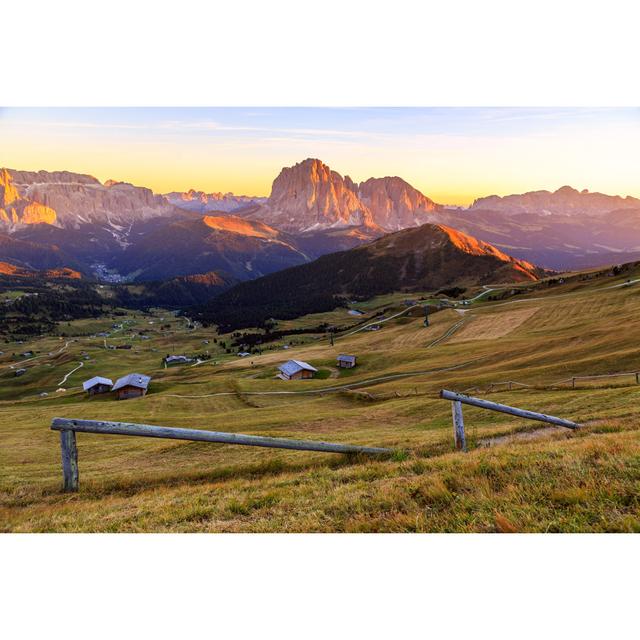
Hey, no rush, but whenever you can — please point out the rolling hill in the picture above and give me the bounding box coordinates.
[195,223,543,331]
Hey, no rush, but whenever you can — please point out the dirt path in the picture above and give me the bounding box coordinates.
[338,304,423,339]
[425,319,466,348]
[2,340,71,370]
[58,361,83,386]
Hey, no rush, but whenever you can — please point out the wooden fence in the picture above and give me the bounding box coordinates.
[439,389,581,451]
[51,417,391,492]
[464,370,640,394]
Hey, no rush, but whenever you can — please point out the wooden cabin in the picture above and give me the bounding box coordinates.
[336,354,357,369]
[112,373,151,400]
[164,355,193,366]
[82,376,113,396]
[278,360,318,381]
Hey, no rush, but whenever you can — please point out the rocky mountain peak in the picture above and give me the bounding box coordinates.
[358,176,442,230]
[260,158,444,234]
[0,168,57,227]
[0,168,21,208]
[265,158,377,233]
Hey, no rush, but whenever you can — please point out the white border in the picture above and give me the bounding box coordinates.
[1,1,638,637]
[2,534,638,639]
[3,0,640,106]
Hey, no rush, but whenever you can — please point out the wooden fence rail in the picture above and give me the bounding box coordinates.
[439,389,581,451]
[465,370,640,395]
[51,417,391,492]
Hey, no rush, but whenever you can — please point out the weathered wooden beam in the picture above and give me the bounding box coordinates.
[439,390,581,429]
[59,429,79,492]
[51,418,392,456]
[451,400,466,451]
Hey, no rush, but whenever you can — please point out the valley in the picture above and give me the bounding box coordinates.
[2,262,640,532]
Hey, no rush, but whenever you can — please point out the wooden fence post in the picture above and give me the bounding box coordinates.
[60,429,79,492]
[636,372,639,384]
[572,377,576,389]
[451,400,466,451]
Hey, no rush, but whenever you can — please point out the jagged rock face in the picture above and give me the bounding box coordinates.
[0,169,21,208]
[358,176,442,230]
[265,158,377,232]
[7,170,175,228]
[259,158,443,234]
[9,169,100,186]
[17,202,57,225]
[0,169,57,226]
[165,189,266,213]
[471,186,640,215]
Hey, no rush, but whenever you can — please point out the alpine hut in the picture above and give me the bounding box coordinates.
[278,360,318,381]
[112,373,151,400]
[82,376,113,396]
[336,354,357,369]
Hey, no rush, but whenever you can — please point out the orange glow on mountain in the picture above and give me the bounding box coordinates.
[436,224,538,277]
[202,215,277,239]
[0,261,22,275]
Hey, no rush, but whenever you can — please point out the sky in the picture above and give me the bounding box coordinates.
[1,107,638,206]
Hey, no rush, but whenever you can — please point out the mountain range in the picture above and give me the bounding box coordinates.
[2,158,639,289]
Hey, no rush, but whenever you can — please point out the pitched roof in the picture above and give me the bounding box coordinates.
[278,359,318,376]
[112,373,151,391]
[165,355,192,363]
[82,376,113,391]
[337,354,356,364]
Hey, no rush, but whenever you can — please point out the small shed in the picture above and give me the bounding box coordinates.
[82,376,113,396]
[336,354,357,369]
[112,373,151,400]
[164,355,193,366]
[278,360,318,381]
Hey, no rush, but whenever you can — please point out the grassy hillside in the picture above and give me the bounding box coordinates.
[194,223,544,331]
[1,263,640,532]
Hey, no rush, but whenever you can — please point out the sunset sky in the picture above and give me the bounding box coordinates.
[1,107,638,206]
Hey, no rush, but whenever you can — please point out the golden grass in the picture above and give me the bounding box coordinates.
[449,306,540,342]
[2,268,640,532]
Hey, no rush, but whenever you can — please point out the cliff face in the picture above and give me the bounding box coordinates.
[358,176,442,230]
[255,158,442,234]
[20,178,174,227]
[3,169,177,229]
[0,169,57,226]
[0,169,21,207]
[264,158,378,232]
